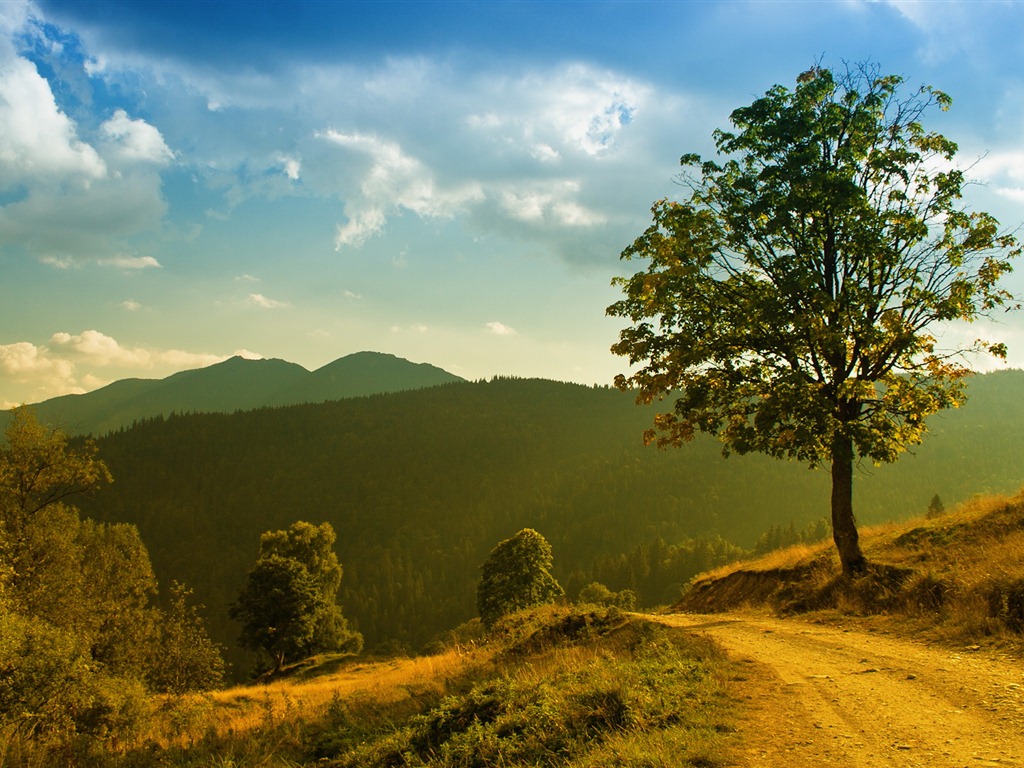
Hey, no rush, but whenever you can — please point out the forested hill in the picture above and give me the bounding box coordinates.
[74,371,1024,666]
[1,351,463,437]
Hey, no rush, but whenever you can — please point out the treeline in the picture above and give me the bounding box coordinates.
[72,373,1024,670]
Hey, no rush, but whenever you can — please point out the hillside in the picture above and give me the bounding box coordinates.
[0,351,463,436]
[70,370,1024,672]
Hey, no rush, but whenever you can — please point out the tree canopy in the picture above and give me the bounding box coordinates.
[231,521,361,673]
[477,528,564,628]
[608,64,1020,576]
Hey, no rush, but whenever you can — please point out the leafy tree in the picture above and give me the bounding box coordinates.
[477,528,564,628]
[147,582,225,693]
[231,522,361,673]
[231,554,321,673]
[577,582,637,610]
[0,408,224,698]
[608,64,1019,577]
[0,406,111,547]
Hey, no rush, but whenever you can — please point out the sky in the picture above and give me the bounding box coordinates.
[2,0,1024,408]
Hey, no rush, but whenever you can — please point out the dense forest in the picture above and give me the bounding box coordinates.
[72,371,1024,672]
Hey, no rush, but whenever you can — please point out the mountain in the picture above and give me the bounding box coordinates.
[1,352,464,436]
[69,370,1024,671]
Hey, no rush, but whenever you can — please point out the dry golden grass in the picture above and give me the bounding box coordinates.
[677,487,1024,650]
[153,645,493,748]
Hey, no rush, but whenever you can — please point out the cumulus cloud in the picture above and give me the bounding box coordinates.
[100,109,174,165]
[0,332,231,405]
[247,293,289,308]
[0,19,172,264]
[120,300,142,311]
[0,54,106,188]
[486,321,517,336]
[319,130,484,249]
[499,180,606,227]
[0,340,79,404]
[466,64,646,157]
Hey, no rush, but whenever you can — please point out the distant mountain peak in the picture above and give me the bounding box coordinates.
[2,352,464,436]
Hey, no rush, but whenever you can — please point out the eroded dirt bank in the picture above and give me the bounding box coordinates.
[656,612,1024,767]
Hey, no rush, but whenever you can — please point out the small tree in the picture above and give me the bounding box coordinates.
[608,64,1019,577]
[578,582,637,610]
[927,494,946,519]
[477,528,564,628]
[148,582,225,694]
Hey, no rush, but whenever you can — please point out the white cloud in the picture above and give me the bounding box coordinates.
[319,130,484,249]
[98,254,162,269]
[278,154,301,180]
[466,64,646,157]
[342,289,362,299]
[499,180,607,227]
[0,340,79,404]
[40,255,78,269]
[971,150,1024,201]
[0,332,232,405]
[0,54,106,188]
[486,321,517,336]
[247,293,289,308]
[100,109,174,165]
[120,300,142,311]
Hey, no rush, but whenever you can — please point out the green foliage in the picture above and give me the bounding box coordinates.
[231,522,361,673]
[147,582,226,694]
[927,494,946,519]
[0,408,223,761]
[0,612,152,757]
[577,582,637,610]
[0,405,111,552]
[608,63,1019,576]
[74,373,1024,662]
[753,519,830,556]
[477,529,564,628]
[571,535,748,608]
[328,608,732,768]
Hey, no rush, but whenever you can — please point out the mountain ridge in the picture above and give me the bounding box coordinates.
[1,351,464,436]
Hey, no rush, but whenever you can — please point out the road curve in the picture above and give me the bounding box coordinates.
[655,612,1024,767]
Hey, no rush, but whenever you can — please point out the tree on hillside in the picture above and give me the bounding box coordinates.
[608,64,1019,577]
[0,406,111,551]
[477,528,564,628]
[231,521,361,673]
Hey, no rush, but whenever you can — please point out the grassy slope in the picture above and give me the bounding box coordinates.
[676,487,1024,650]
[111,607,737,768]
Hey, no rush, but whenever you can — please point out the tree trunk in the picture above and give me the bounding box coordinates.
[830,431,867,578]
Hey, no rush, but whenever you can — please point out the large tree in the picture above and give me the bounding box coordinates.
[231,521,361,673]
[608,64,1019,577]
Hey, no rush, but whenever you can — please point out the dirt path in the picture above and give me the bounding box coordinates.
[656,612,1024,767]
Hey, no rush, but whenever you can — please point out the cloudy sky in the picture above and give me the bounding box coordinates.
[2,0,1024,407]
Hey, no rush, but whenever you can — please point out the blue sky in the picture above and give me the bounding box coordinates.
[2,0,1024,407]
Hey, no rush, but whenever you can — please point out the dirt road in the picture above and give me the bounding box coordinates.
[657,612,1024,767]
